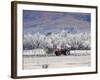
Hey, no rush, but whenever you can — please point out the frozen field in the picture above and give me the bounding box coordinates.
[23,50,91,70]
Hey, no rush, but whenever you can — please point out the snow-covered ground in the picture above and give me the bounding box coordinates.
[23,50,91,70]
[23,49,47,56]
[23,49,90,56]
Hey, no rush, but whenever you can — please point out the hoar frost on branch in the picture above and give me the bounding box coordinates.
[23,31,91,51]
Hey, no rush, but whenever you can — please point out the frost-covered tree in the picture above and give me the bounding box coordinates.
[23,31,91,51]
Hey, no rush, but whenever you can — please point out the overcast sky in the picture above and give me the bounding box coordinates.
[23,10,91,34]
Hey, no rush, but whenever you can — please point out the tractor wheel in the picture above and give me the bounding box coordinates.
[67,51,70,55]
[55,52,61,56]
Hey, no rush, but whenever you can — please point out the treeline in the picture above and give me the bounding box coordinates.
[23,31,91,51]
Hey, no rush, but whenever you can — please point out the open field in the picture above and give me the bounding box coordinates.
[23,50,91,70]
